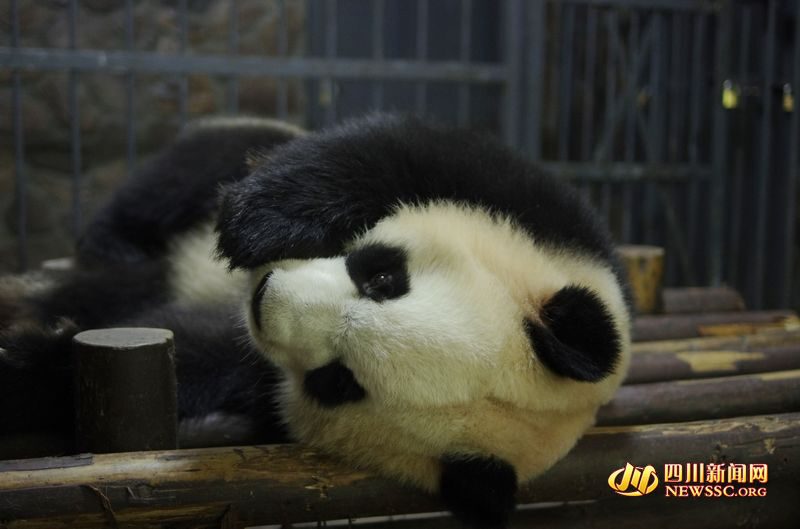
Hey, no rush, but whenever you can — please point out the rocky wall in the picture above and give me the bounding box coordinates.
[0,0,307,273]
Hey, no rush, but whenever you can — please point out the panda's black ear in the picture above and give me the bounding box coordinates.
[525,285,621,382]
[440,454,517,529]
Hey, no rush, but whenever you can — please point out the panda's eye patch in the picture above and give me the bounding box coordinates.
[346,243,409,302]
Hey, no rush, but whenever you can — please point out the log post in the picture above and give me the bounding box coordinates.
[661,286,745,314]
[618,245,664,314]
[74,328,177,453]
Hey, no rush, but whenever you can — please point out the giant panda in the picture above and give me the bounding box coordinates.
[0,114,631,528]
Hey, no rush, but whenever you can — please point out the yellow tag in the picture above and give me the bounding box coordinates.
[783,84,794,112]
[722,80,739,109]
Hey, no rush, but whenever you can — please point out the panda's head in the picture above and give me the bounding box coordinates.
[245,203,629,524]
[217,115,631,528]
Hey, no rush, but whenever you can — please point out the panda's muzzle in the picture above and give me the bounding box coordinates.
[251,271,273,330]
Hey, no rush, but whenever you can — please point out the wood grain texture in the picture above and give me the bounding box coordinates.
[74,328,178,454]
[618,245,664,314]
[632,311,797,341]
[627,343,800,383]
[661,286,745,314]
[1,414,797,528]
[599,370,800,425]
[631,328,800,353]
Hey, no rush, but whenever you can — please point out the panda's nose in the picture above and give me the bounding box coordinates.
[251,271,273,330]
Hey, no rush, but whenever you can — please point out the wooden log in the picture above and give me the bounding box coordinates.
[517,487,797,529]
[626,344,800,384]
[632,310,797,341]
[618,245,664,314]
[697,316,800,337]
[74,328,178,454]
[8,342,800,460]
[0,414,797,527]
[0,434,71,462]
[632,328,800,354]
[661,286,745,314]
[599,369,800,426]
[354,491,800,529]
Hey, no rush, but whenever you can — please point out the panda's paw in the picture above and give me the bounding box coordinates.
[0,318,78,370]
[216,191,336,268]
[0,319,78,434]
[440,454,518,529]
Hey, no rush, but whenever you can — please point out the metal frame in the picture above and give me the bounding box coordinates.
[3,0,799,310]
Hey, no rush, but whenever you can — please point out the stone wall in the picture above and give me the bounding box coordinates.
[0,0,306,273]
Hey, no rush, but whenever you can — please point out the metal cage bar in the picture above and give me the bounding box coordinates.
[708,1,732,287]
[557,3,576,162]
[124,0,137,176]
[415,0,429,115]
[226,0,240,113]
[751,0,778,309]
[524,0,546,159]
[370,0,384,111]
[1,0,796,311]
[68,0,83,239]
[685,12,706,275]
[785,2,800,307]
[457,0,472,126]
[10,0,27,271]
[178,0,189,126]
[0,49,508,82]
[277,0,290,119]
[324,0,338,124]
[503,0,523,147]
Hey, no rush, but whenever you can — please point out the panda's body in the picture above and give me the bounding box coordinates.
[0,114,630,528]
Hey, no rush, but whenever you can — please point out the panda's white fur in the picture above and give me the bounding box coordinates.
[168,222,248,305]
[243,201,630,491]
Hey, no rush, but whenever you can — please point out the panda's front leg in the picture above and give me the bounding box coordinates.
[0,319,78,436]
[440,453,518,529]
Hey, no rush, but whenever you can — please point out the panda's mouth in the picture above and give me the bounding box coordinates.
[303,360,367,407]
[250,271,273,330]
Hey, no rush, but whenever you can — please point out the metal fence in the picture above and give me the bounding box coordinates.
[1,0,799,310]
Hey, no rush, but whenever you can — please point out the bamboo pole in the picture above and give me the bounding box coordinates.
[626,343,800,383]
[599,369,800,426]
[632,310,797,341]
[661,286,745,314]
[632,328,800,354]
[0,414,797,527]
[354,492,800,529]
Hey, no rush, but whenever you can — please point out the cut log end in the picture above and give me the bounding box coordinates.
[618,245,664,315]
[74,328,178,454]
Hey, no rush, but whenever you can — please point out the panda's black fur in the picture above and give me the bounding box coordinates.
[0,114,630,529]
[216,115,623,277]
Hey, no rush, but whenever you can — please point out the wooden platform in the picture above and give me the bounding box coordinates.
[1,286,799,528]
